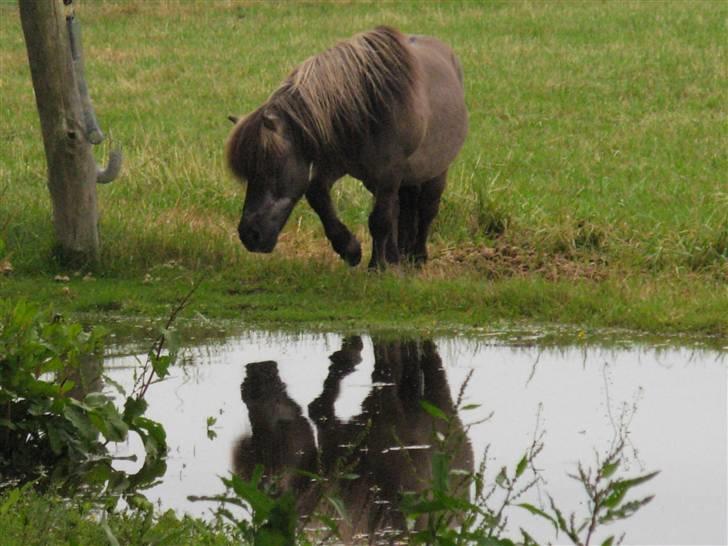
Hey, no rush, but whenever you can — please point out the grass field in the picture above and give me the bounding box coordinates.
[0,1,726,335]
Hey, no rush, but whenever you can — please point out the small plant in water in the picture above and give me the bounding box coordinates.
[397,374,545,545]
[520,440,658,546]
[400,388,657,546]
[190,467,304,546]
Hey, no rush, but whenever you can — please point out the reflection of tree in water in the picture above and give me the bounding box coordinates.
[233,337,473,543]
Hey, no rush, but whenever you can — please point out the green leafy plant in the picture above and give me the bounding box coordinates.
[189,466,299,546]
[520,440,658,546]
[0,300,166,493]
[399,378,544,546]
[1,301,107,471]
[399,396,657,546]
[474,181,510,239]
[0,485,240,546]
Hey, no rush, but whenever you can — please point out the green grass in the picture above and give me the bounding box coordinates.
[0,487,237,546]
[1,263,726,341]
[1,1,726,335]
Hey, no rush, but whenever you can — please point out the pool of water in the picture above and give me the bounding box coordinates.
[106,331,727,545]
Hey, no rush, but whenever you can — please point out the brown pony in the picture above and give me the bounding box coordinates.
[226,26,467,268]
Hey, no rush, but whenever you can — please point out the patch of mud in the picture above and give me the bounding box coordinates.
[276,229,609,281]
[432,243,608,281]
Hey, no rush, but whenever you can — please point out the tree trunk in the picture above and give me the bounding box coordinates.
[19,0,100,266]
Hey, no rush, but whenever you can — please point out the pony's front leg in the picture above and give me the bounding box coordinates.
[308,336,363,424]
[306,179,361,266]
[368,186,400,269]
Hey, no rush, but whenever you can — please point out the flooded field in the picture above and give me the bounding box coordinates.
[106,331,727,545]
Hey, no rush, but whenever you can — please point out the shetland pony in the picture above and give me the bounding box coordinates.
[226,26,467,268]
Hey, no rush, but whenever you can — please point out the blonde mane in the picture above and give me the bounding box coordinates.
[227,26,416,181]
[277,26,416,148]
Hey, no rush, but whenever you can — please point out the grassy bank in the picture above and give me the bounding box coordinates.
[0,488,236,546]
[1,1,726,335]
[1,262,726,338]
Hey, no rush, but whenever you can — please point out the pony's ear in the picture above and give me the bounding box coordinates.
[262,111,280,132]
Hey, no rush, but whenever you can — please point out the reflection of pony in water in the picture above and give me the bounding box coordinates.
[232,360,317,498]
[232,337,473,543]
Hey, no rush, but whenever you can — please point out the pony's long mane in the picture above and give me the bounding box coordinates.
[227,26,416,181]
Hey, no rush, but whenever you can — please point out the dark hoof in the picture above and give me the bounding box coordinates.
[367,260,381,271]
[367,258,396,272]
[413,253,428,268]
[307,397,330,422]
[329,337,363,372]
[328,352,359,376]
[342,238,362,267]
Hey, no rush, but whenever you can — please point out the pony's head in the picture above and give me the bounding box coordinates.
[226,107,311,253]
[233,361,317,496]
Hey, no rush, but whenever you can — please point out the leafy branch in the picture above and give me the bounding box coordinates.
[132,277,202,400]
[520,440,658,546]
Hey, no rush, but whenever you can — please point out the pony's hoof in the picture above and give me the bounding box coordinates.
[367,257,382,271]
[342,239,362,267]
[413,253,428,267]
[368,258,393,271]
[328,351,359,376]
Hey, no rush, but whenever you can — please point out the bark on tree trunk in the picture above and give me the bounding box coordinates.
[19,0,100,266]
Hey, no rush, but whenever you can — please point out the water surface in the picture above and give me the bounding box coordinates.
[106,331,727,545]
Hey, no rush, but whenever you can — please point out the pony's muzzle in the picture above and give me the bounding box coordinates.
[238,221,276,253]
[239,207,288,253]
[238,198,295,253]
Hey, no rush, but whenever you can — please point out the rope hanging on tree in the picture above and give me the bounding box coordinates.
[64,0,122,184]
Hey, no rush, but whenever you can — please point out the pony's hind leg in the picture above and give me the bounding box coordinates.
[368,186,400,269]
[398,185,420,261]
[412,171,447,265]
[306,178,362,266]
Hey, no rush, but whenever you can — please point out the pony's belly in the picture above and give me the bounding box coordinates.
[403,118,467,183]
